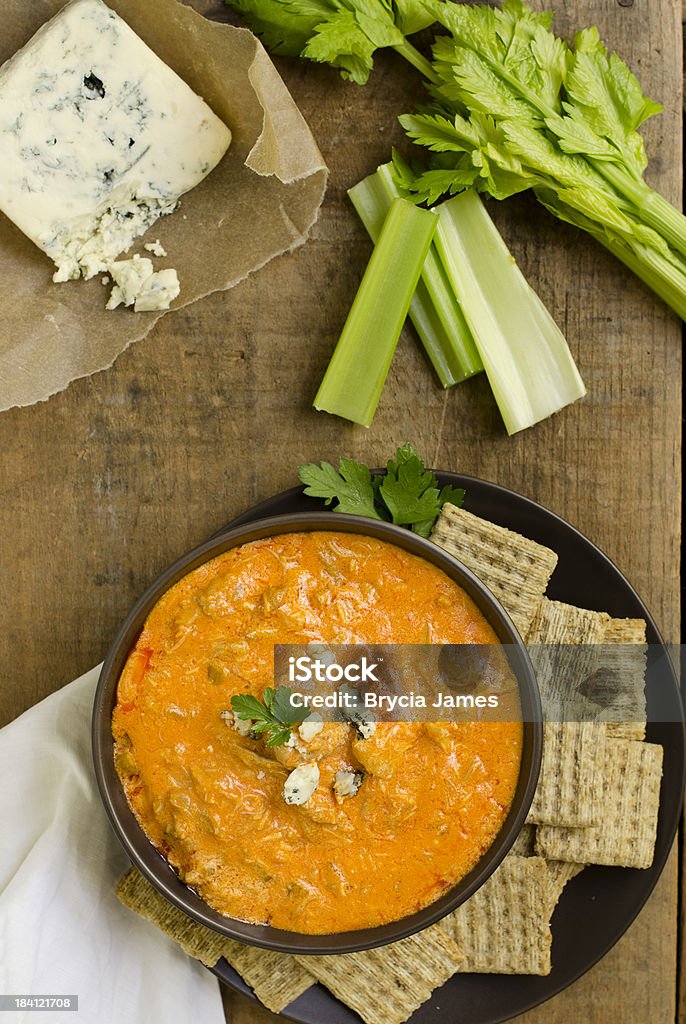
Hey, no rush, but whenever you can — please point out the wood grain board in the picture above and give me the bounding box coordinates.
[0,0,681,1021]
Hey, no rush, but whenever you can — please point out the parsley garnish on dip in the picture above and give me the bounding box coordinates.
[229,686,310,748]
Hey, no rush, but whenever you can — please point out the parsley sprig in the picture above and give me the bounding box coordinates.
[299,443,464,537]
[231,686,311,747]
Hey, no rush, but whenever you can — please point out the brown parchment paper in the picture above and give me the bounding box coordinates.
[0,0,327,410]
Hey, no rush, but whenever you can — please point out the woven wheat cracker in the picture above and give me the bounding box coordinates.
[526,722,607,827]
[441,856,552,975]
[511,824,537,856]
[600,618,647,741]
[535,739,663,868]
[546,861,585,915]
[116,868,313,1012]
[431,504,557,635]
[293,925,464,1024]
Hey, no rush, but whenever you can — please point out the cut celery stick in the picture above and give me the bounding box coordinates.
[434,190,586,435]
[348,163,482,387]
[314,197,437,427]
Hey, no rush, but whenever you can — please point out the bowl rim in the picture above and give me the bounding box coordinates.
[92,511,542,954]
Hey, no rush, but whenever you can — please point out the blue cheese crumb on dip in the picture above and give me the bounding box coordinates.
[333,769,364,802]
[283,762,320,806]
[0,0,231,311]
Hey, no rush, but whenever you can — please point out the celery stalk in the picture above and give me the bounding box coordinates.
[535,190,686,322]
[348,164,483,388]
[314,198,437,427]
[434,191,586,435]
[391,40,439,84]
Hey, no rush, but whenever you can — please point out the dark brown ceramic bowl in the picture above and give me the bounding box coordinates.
[92,512,542,955]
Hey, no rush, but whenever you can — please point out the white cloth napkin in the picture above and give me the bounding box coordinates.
[0,667,226,1024]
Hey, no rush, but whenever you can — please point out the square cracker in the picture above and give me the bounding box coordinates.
[441,856,552,975]
[293,924,464,1024]
[525,600,609,828]
[431,504,558,636]
[525,598,608,719]
[526,722,607,827]
[510,823,536,857]
[527,600,647,740]
[546,861,584,915]
[535,738,663,869]
[601,617,647,741]
[507,833,585,914]
[526,598,609,645]
[603,618,647,644]
[116,868,313,1012]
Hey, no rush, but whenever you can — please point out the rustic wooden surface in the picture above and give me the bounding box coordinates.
[0,0,681,1021]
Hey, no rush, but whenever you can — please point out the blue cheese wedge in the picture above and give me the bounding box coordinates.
[0,0,231,309]
[283,762,319,806]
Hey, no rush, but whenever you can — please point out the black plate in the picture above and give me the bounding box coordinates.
[210,473,685,1024]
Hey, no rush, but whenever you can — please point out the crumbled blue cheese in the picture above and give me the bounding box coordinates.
[298,713,324,743]
[0,0,231,308]
[144,240,167,257]
[105,255,151,307]
[333,769,364,802]
[134,268,179,311]
[354,718,376,739]
[338,683,376,738]
[284,730,307,754]
[220,709,253,738]
[307,642,336,668]
[283,762,319,806]
[106,255,180,312]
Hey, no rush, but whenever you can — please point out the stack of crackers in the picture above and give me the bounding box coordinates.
[116,503,664,1024]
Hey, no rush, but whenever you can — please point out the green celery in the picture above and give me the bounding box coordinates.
[227,0,686,321]
[592,162,686,265]
[314,197,437,427]
[348,163,483,388]
[392,40,438,83]
[398,4,686,322]
[536,190,686,322]
[434,191,586,435]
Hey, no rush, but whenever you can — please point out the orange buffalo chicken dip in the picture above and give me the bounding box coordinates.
[112,531,522,933]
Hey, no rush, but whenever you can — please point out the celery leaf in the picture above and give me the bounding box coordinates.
[560,48,662,177]
[397,112,479,152]
[226,0,322,54]
[226,0,434,84]
[303,12,378,83]
[394,0,434,35]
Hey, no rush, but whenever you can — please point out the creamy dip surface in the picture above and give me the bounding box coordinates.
[112,530,522,934]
